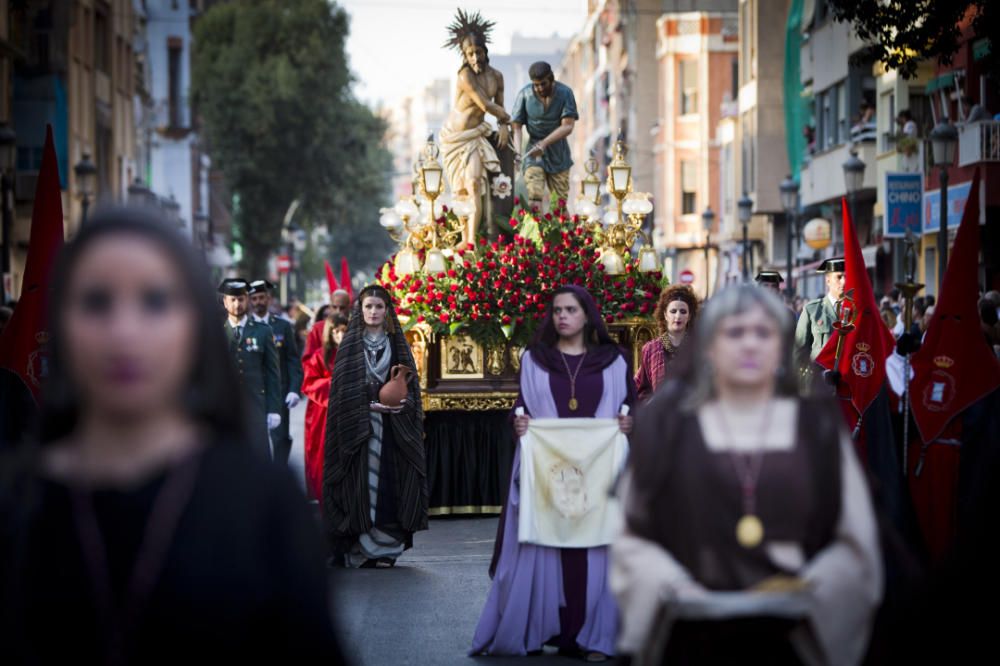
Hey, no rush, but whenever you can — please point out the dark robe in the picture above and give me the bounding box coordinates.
[0,443,344,664]
[322,297,427,557]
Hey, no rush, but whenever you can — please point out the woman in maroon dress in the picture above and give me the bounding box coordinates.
[301,313,346,502]
[634,284,698,402]
[612,285,881,664]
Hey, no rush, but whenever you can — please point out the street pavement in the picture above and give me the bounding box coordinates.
[286,402,582,665]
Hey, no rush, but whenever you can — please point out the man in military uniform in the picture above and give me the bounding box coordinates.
[794,258,846,373]
[249,279,303,465]
[219,278,281,459]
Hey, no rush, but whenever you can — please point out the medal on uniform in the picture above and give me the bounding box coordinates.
[736,514,764,548]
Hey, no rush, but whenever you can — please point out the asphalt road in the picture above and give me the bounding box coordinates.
[286,403,580,665]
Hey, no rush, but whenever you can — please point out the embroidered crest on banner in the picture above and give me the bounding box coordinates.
[922,367,956,412]
[26,331,51,388]
[851,342,875,377]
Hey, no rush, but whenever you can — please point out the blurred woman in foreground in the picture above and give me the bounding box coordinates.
[0,207,343,664]
[612,285,881,664]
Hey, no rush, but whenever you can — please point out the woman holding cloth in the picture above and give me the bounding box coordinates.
[471,285,635,661]
[611,285,882,664]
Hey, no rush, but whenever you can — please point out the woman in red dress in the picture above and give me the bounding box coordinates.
[301,312,347,502]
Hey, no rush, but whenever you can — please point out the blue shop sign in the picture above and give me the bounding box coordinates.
[923,181,971,233]
[884,173,923,237]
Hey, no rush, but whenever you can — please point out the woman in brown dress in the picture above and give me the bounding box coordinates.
[634,285,699,402]
[611,285,881,665]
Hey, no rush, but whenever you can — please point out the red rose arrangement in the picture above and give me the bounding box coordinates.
[379,199,666,347]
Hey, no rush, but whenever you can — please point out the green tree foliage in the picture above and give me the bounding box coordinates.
[827,1,999,79]
[192,0,394,279]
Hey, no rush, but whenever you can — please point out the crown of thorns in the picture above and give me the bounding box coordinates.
[444,9,494,51]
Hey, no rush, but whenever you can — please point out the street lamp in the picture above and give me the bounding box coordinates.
[930,120,958,293]
[701,206,715,300]
[779,175,800,298]
[737,192,753,281]
[0,124,15,304]
[162,195,181,227]
[74,152,97,224]
[580,155,601,204]
[418,137,447,275]
[842,149,866,251]
[127,177,155,206]
[606,134,632,224]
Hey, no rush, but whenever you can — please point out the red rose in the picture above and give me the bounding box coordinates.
[605,315,614,324]
[626,277,636,289]
[501,315,512,324]
[439,312,450,324]
[640,303,651,314]
[450,283,459,292]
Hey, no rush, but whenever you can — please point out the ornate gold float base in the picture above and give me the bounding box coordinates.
[405,317,656,412]
[423,391,517,413]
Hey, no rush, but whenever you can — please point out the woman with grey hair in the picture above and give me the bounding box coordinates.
[610,285,882,665]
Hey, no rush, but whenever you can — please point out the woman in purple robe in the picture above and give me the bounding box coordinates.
[470,285,636,661]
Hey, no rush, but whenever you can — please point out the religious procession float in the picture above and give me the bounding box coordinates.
[373,10,665,516]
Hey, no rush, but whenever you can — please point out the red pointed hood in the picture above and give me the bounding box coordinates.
[0,125,65,402]
[324,259,339,294]
[815,197,895,421]
[910,171,1000,443]
[340,256,352,299]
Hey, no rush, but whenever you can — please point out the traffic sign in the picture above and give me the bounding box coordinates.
[277,255,292,274]
[679,269,694,285]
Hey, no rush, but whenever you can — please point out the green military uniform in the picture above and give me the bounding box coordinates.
[793,257,845,380]
[225,316,282,458]
[795,295,839,364]
[257,312,302,463]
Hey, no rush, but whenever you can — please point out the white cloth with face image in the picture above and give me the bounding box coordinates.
[518,418,628,548]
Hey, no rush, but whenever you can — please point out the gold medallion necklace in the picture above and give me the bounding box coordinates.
[559,350,587,412]
[714,399,774,549]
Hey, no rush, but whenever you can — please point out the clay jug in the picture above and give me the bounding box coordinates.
[379,365,413,405]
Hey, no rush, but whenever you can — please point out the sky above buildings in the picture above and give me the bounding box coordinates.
[339,0,587,107]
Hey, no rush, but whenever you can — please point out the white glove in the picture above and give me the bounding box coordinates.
[267,413,281,430]
[284,392,301,409]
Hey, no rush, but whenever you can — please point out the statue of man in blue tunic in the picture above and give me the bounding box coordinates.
[511,61,579,210]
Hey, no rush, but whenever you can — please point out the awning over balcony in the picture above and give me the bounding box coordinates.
[925,72,955,94]
[974,38,991,62]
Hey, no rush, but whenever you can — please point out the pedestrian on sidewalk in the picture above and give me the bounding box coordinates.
[471,285,635,661]
[323,285,426,568]
[0,206,345,664]
[302,313,347,502]
[611,285,881,664]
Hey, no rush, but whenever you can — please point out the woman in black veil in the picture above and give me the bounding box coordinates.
[323,284,427,567]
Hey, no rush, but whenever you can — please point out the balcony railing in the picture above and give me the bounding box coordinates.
[152,96,191,132]
[958,121,1000,166]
